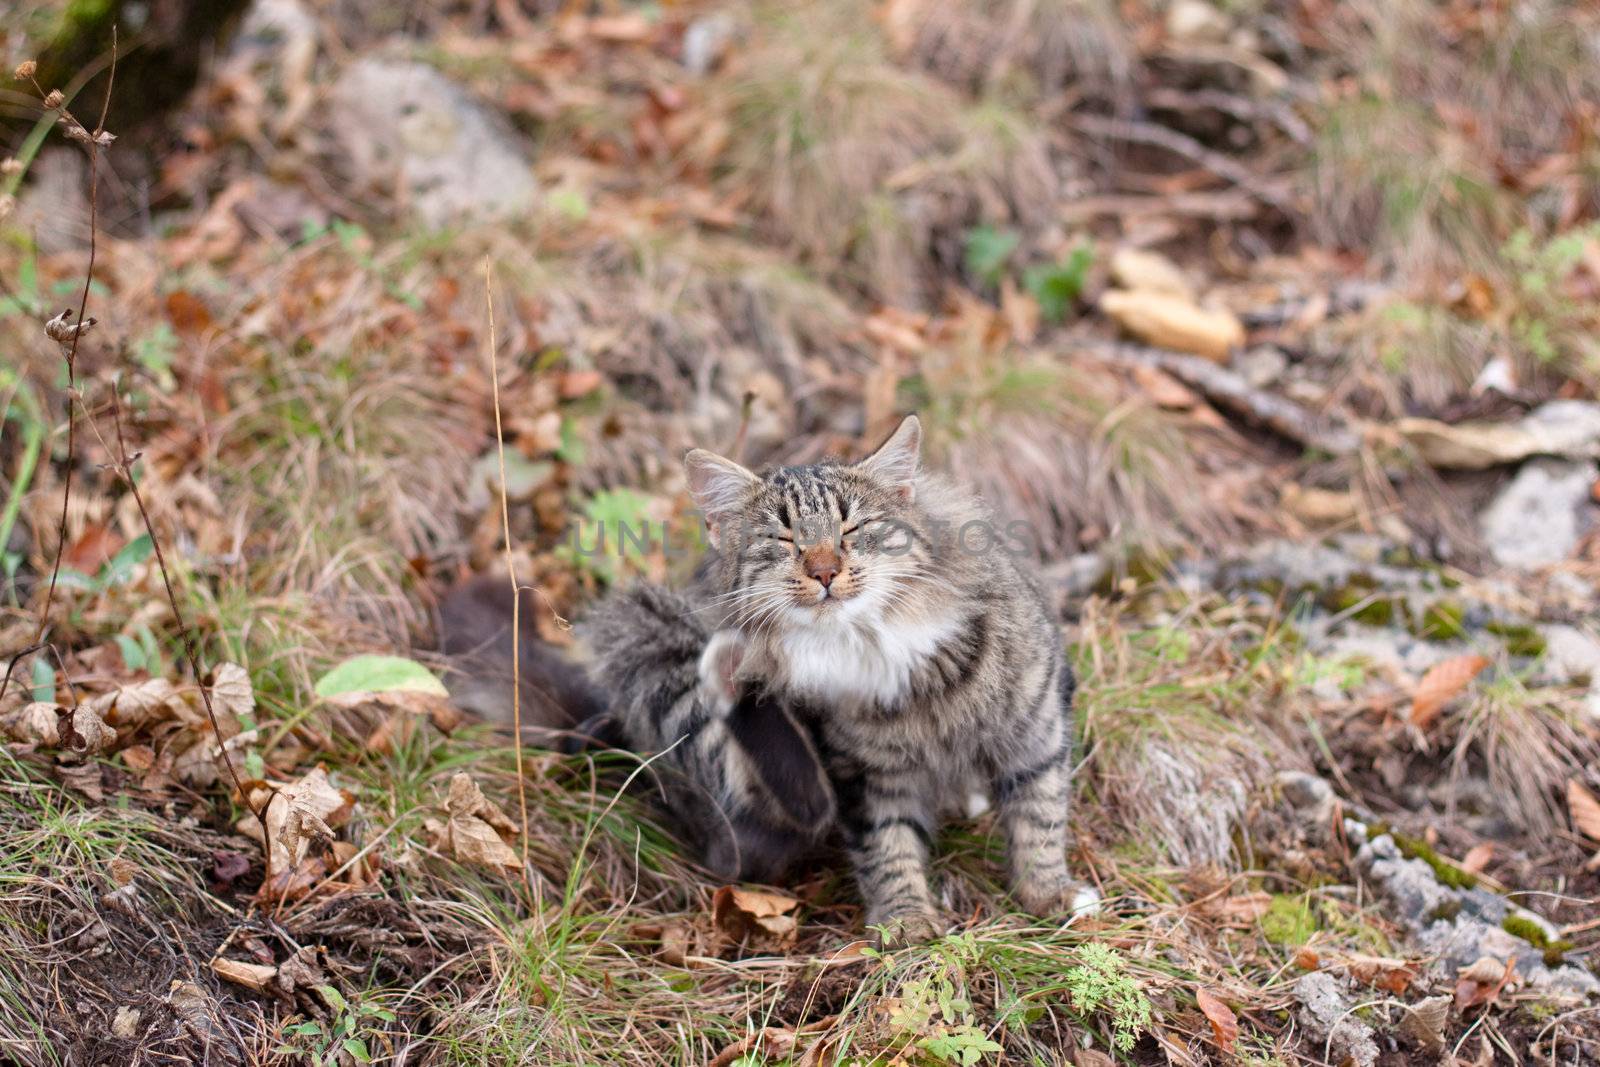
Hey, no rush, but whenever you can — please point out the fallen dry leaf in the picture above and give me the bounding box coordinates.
[1395,403,1600,470]
[708,1028,797,1067]
[1409,654,1490,730]
[1400,995,1450,1052]
[1,701,118,754]
[712,885,800,945]
[1454,956,1515,1010]
[1341,953,1418,995]
[211,957,278,992]
[1194,988,1239,1053]
[239,767,355,876]
[429,772,522,872]
[208,663,255,721]
[89,678,179,729]
[1099,289,1245,362]
[1212,890,1273,923]
[1282,483,1359,526]
[1568,778,1600,842]
[1461,843,1495,874]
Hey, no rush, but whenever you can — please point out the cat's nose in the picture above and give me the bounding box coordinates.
[803,545,840,588]
[808,562,837,588]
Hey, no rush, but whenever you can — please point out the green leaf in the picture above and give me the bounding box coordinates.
[1023,244,1094,323]
[30,658,54,703]
[341,1037,371,1062]
[115,633,146,672]
[315,655,448,699]
[100,534,154,587]
[963,226,1020,289]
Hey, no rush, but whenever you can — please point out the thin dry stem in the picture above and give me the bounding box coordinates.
[484,258,532,877]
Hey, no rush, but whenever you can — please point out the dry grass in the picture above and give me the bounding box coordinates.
[709,0,1060,307]
[890,0,1132,104]
[910,334,1246,557]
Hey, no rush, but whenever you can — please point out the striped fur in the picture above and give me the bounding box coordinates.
[578,583,833,882]
[687,415,1088,940]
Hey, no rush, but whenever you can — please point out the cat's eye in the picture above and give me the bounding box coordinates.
[841,522,861,538]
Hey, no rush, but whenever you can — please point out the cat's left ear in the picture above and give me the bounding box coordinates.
[858,414,921,503]
[685,449,759,549]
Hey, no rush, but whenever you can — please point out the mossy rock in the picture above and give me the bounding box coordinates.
[1408,599,1466,641]
[1321,577,1398,626]
[1501,914,1575,966]
[1486,621,1547,658]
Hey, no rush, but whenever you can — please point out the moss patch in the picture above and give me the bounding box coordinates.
[1502,914,1575,967]
[1261,894,1319,946]
[1409,599,1466,641]
[1486,621,1547,658]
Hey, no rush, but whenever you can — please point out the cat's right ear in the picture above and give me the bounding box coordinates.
[685,449,758,549]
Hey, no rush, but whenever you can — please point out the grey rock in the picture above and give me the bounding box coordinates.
[327,58,537,228]
[1481,458,1598,569]
[1294,972,1379,1067]
[1540,624,1600,686]
[1356,833,1600,999]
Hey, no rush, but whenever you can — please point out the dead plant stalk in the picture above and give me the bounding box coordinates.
[5,32,274,890]
[483,258,532,877]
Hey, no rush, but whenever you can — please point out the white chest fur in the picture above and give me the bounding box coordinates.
[776,614,960,708]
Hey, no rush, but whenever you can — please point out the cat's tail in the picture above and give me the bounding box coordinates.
[436,574,610,747]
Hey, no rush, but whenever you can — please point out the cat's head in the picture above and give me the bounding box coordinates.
[685,415,926,629]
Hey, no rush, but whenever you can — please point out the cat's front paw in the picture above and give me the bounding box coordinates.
[869,908,946,947]
[1014,877,1101,922]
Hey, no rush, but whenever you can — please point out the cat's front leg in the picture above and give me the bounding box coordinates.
[842,767,943,944]
[991,684,1095,918]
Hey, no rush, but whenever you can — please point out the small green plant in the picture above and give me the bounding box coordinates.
[276,985,395,1066]
[132,322,180,391]
[1063,943,1153,1053]
[963,226,1020,289]
[558,488,657,584]
[1022,243,1093,323]
[889,972,1004,1066]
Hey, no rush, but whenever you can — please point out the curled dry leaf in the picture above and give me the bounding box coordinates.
[1409,654,1490,730]
[1,701,117,753]
[711,885,800,945]
[429,772,521,871]
[239,767,354,875]
[44,308,98,346]
[1194,988,1238,1053]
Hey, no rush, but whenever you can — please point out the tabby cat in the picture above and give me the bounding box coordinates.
[685,415,1095,941]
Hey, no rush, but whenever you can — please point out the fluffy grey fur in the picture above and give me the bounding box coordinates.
[685,415,1088,941]
[578,583,834,883]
